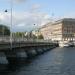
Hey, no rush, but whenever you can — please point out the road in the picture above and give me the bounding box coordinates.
[0,47,75,75]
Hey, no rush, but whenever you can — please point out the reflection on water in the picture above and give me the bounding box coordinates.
[0,47,75,75]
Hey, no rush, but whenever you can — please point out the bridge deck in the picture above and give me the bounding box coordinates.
[0,41,57,51]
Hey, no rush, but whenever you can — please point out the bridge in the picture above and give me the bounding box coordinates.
[0,37,58,64]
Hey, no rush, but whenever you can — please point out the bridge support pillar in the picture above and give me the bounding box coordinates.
[26,49,37,58]
[36,48,44,54]
[16,50,27,61]
[0,52,8,64]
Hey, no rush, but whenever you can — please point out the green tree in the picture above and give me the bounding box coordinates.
[37,34,44,39]
[0,24,10,36]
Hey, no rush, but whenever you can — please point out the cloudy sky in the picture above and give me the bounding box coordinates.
[0,0,75,32]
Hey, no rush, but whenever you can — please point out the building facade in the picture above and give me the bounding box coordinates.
[40,18,75,41]
[40,22,52,40]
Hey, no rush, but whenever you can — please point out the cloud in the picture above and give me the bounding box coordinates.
[1,1,50,32]
[1,9,75,32]
[31,4,41,11]
[54,12,75,21]
[14,0,27,3]
[63,13,75,18]
[8,0,27,4]
[0,11,50,32]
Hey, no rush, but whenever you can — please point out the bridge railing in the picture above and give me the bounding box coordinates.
[0,36,53,43]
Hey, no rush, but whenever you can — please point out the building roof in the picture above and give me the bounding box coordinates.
[39,22,52,29]
[44,18,75,26]
[53,18,75,24]
[40,18,75,30]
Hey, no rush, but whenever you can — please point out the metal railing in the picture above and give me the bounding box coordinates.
[0,36,52,43]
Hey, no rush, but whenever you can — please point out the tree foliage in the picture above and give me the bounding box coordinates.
[0,24,10,36]
[37,34,44,39]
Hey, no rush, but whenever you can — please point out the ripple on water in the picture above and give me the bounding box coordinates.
[0,47,75,75]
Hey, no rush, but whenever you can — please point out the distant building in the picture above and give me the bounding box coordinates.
[39,22,52,40]
[32,30,41,37]
[40,18,75,41]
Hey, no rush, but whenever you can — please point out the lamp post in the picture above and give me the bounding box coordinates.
[2,25,4,40]
[5,1,13,47]
[33,23,39,41]
[10,0,13,50]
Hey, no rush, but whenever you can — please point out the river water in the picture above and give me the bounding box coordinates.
[0,47,75,75]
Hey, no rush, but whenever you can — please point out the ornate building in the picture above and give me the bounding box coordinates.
[40,18,75,41]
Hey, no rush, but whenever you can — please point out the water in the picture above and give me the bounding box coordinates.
[0,47,75,75]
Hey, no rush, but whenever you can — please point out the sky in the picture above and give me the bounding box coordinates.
[0,0,75,32]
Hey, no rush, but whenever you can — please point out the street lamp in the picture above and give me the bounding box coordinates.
[2,25,4,40]
[10,0,13,50]
[4,10,8,39]
[4,0,13,50]
[33,24,39,41]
